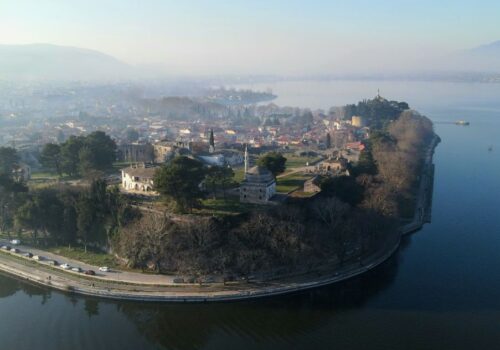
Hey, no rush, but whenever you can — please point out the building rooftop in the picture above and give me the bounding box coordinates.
[244,166,275,183]
[122,166,157,179]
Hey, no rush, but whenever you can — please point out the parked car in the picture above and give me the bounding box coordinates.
[71,267,82,273]
[47,260,58,266]
[22,252,33,258]
[32,255,43,261]
[10,239,21,245]
[98,266,110,272]
[203,276,216,283]
[1,245,10,251]
[84,270,96,276]
[60,263,71,270]
[173,277,184,284]
[10,248,19,253]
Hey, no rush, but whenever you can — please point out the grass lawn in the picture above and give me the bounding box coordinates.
[289,191,318,198]
[276,172,314,193]
[30,171,60,180]
[29,172,79,190]
[233,167,245,183]
[196,197,262,216]
[285,155,323,168]
[46,245,119,268]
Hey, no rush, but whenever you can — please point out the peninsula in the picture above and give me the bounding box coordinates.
[0,95,439,302]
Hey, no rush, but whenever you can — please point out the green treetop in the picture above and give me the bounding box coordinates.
[154,156,206,212]
[257,152,287,178]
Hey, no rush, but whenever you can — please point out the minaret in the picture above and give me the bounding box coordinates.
[244,144,248,174]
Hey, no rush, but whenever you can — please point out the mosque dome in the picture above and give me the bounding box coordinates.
[245,166,274,183]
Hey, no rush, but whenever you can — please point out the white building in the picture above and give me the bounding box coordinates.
[198,150,244,167]
[121,165,158,193]
[239,146,276,204]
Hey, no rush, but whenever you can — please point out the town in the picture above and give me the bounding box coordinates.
[0,81,373,205]
[0,82,436,302]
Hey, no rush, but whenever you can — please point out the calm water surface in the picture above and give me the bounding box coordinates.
[1,81,500,350]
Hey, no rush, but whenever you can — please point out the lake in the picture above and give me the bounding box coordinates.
[1,80,500,350]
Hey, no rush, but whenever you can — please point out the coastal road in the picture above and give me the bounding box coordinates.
[0,240,178,285]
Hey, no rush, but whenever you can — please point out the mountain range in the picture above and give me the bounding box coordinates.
[0,44,136,81]
[445,40,500,72]
[1,41,500,82]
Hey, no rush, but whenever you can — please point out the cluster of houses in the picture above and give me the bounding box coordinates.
[119,112,370,204]
[120,143,276,204]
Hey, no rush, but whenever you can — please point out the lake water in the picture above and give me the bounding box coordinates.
[1,80,500,350]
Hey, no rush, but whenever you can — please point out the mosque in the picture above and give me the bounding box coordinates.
[239,146,276,204]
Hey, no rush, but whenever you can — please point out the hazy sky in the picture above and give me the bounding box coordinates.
[1,0,500,75]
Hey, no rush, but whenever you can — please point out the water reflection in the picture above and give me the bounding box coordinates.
[0,272,51,304]
[0,245,402,350]
[0,273,19,299]
[114,252,401,350]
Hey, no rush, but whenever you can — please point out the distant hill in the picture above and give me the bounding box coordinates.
[468,40,500,54]
[0,44,138,81]
[446,40,500,73]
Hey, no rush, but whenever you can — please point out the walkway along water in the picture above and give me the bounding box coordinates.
[0,136,440,302]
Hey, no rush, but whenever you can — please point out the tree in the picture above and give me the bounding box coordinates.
[353,147,377,176]
[76,194,94,253]
[56,130,66,143]
[60,132,116,177]
[154,156,206,212]
[320,176,364,206]
[257,152,287,178]
[301,110,314,125]
[76,179,109,252]
[325,133,332,149]
[84,131,117,171]
[209,129,215,150]
[125,128,139,143]
[205,166,234,199]
[15,189,67,244]
[117,213,175,271]
[40,143,62,176]
[78,145,96,177]
[0,147,19,176]
[61,136,85,176]
[0,174,27,236]
[15,200,42,242]
[57,189,78,245]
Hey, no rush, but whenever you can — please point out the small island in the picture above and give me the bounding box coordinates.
[0,94,439,302]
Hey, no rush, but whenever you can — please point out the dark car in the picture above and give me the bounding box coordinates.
[84,270,96,276]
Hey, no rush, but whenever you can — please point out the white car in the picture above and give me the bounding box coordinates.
[10,239,21,245]
[10,248,19,253]
[71,267,82,273]
[33,255,43,261]
[60,263,71,270]
[99,266,110,272]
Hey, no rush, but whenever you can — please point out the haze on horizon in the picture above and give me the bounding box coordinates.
[1,0,500,77]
